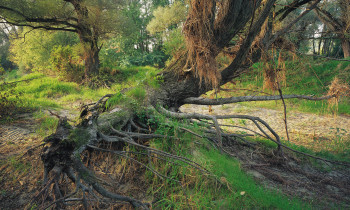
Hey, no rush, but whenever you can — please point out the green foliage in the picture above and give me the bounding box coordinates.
[162,28,186,57]
[0,85,21,121]
[147,1,187,35]
[0,77,32,122]
[100,36,168,68]
[1,66,161,119]
[15,74,80,99]
[0,28,14,70]
[145,117,309,209]
[3,69,25,81]
[10,28,80,74]
[0,65,5,75]
[34,111,59,137]
[49,45,84,82]
[146,2,187,63]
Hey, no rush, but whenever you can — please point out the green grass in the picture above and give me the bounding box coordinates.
[1,66,161,114]
[33,111,59,137]
[220,58,350,115]
[149,143,309,209]
[143,115,310,209]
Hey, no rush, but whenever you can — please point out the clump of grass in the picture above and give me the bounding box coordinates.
[144,116,309,209]
[34,111,59,137]
[327,77,350,113]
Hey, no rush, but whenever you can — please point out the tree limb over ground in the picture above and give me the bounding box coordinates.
[183,94,335,105]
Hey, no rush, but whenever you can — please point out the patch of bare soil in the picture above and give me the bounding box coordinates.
[181,103,350,151]
[181,104,350,208]
[0,113,43,210]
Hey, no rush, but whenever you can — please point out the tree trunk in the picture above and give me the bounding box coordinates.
[71,0,100,79]
[83,40,100,78]
[341,38,350,58]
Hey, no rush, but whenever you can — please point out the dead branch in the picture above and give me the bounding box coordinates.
[72,156,149,209]
[98,131,210,174]
[277,85,290,142]
[156,105,350,166]
[183,94,336,105]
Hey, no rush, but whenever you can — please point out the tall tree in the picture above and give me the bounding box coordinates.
[0,0,127,79]
[0,23,15,70]
[315,0,350,58]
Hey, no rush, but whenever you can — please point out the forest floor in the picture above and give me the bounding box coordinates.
[181,103,350,152]
[0,103,349,209]
[181,103,350,208]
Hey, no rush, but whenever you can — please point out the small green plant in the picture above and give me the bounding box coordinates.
[0,79,28,122]
[34,112,59,137]
[239,119,247,126]
[8,156,31,173]
[68,128,91,148]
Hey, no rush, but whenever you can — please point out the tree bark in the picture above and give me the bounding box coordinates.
[70,0,100,78]
[81,38,100,78]
[341,38,350,58]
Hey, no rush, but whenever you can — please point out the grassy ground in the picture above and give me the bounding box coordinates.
[145,117,309,209]
[0,66,160,123]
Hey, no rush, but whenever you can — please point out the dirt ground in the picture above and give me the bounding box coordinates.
[181,103,350,151]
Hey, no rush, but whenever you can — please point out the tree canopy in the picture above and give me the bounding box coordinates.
[0,0,129,79]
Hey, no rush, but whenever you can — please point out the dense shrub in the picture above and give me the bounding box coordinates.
[49,45,84,82]
[10,28,80,75]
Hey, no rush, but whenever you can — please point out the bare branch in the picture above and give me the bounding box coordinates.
[268,0,321,46]
[183,94,335,105]
[0,18,77,32]
[275,0,314,21]
[314,6,343,31]
[157,106,350,166]
[0,5,79,30]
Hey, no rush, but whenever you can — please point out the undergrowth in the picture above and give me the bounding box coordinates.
[0,66,161,122]
[143,113,310,209]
